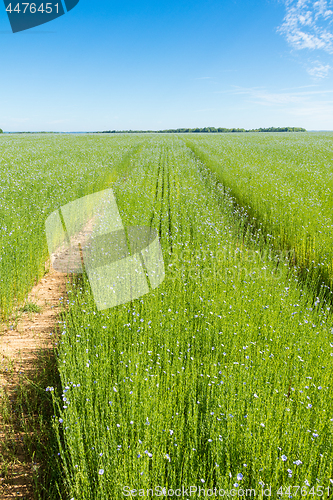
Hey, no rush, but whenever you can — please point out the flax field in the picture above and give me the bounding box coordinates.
[1,133,333,498]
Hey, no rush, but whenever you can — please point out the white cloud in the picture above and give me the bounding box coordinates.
[231,88,305,104]
[217,85,333,106]
[278,0,333,52]
[6,117,30,123]
[307,61,331,76]
[288,101,333,118]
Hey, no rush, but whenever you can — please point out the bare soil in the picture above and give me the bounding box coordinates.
[0,264,67,499]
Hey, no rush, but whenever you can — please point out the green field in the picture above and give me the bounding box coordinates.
[185,133,333,294]
[1,133,333,498]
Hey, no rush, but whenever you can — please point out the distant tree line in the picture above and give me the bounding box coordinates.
[1,127,307,134]
[5,131,57,134]
[100,127,306,134]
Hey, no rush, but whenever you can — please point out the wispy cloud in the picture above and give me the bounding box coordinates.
[216,85,333,106]
[279,84,319,90]
[278,0,333,52]
[288,101,333,118]
[6,117,30,123]
[307,60,331,76]
[47,119,71,124]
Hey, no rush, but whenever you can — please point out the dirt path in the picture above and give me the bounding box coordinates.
[0,265,67,499]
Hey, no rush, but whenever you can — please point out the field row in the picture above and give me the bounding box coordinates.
[184,133,333,293]
[2,134,333,497]
[0,134,145,318]
[48,137,333,498]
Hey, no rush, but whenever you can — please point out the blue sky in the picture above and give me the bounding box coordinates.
[1,0,333,131]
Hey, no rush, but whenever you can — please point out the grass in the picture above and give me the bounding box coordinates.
[49,137,333,498]
[21,301,42,314]
[0,133,145,319]
[0,336,63,499]
[183,132,333,297]
[1,133,333,497]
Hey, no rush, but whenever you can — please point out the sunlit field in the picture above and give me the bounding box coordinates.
[0,133,144,318]
[1,133,333,498]
[184,133,333,294]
